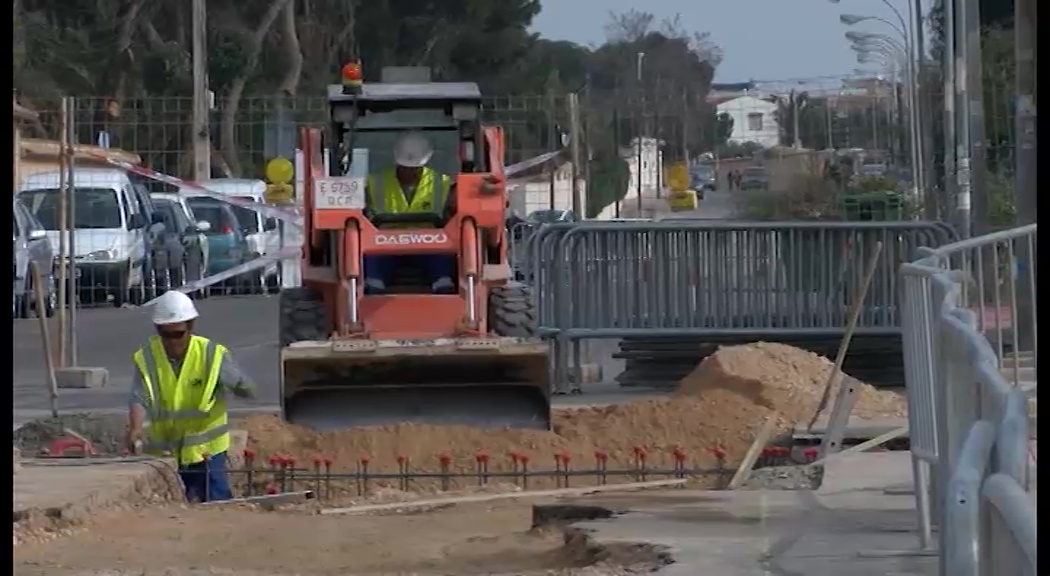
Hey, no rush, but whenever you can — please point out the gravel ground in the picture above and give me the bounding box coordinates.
[743,465,824,491]
[13,414,129,455]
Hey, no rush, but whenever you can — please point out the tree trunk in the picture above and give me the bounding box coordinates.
[219,0,292,176]
[275,0,303,96]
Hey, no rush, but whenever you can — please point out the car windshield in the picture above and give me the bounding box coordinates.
[229,197,261,233]
[19,188,123,229]
[186,199,233,234]
[152,199,181,230]
[528,210,570,223]
[351,124,462,177]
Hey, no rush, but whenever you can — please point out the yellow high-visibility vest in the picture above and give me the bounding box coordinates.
[367,167,451,216]
[132,335,229,465]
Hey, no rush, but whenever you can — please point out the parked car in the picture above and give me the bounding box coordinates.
[184,196,251,295]
[13,199,56,318]
[690,165,717,197]
[151,193,212,298]
[668,189,699,212]
[739,167,770,191]
[527,209,576,224]
[19,169,152,307]
[184,179,282,293]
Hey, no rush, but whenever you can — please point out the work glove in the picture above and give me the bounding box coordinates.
[231,382,256,400]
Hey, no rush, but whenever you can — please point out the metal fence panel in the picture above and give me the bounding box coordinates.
[536,221,956,338]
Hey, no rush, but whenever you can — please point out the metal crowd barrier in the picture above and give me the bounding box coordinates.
[523,221,957,392]
[900,224,1037,575]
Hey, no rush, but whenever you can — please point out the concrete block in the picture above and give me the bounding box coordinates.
[54,367,109,389]
[227,430,248,468]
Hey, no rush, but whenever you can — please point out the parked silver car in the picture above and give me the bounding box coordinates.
[13,199,56,318]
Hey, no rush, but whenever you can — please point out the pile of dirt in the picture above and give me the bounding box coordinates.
[236,344,904,487]
[675,341,906,440]
[13,414,128,455]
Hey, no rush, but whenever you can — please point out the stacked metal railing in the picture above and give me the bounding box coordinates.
[900,224,1037,575]
[514,220,958,393]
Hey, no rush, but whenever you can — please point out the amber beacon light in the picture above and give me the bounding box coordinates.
[341,61,363,94]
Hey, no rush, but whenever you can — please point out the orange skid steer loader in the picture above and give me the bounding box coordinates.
[279,69,550,430]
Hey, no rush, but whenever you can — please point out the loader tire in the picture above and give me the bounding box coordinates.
[279,288,328,347]
[488,284,538,338]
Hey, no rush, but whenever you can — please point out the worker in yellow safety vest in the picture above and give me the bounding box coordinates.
[125,290,255,503]
[364,130,456,295]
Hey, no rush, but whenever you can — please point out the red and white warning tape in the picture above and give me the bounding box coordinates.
[86,153,303,227]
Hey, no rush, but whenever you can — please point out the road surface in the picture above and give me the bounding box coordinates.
[13,188,742,425]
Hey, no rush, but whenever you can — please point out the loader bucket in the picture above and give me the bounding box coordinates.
[280,338,552,431]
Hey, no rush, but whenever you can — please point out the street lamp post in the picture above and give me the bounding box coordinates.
[838,8,928,213]
[851,36,920,200]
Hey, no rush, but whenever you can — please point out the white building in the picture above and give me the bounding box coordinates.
[711,95,780,148]
[507,159,587,218]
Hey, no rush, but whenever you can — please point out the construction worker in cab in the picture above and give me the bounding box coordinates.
[125,291,255,503]
[364,131,456,295]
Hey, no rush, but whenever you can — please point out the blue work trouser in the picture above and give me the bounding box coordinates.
[364,255,455,285]
[179,450,234,503]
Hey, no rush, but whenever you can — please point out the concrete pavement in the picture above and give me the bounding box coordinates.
[561,451,937,576]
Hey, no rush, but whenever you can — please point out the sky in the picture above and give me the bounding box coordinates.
[529,0,920,83]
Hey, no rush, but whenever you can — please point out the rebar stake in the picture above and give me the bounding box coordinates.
[594,450,608,485]
[312,456,322,497]
[475,450,490,486]
[357,457,371,496]
[244,449,256,497]
[396,455,409,491]
[438,452,453,492]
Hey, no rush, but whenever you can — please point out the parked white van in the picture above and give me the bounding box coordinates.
[19,169,150,306]
[180,178,282,291]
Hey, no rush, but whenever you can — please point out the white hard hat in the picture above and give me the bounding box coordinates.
[152,291,199,325]
[393,131,433,168]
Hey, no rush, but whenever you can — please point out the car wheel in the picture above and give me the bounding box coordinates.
[43,275,57,318]
[17,276,32,319]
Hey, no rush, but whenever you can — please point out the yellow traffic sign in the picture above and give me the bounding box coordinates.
[264,183,294,205]
[264,157,295,184]
[666,162,690,192]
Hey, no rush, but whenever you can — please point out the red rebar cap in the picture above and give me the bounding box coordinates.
[510,451,522,462]
[313,456,323,467]
[559,450,572,464]
[475,450,490,463]
[322,456,333,466]
[266,483,279,495]
[672,447,687,462]
[633,446,647,458]
[359,456,371,465]
[711,446,727,459]
[594,450,608,461]
[396,455,407,464]
[244,448,256,461]
[519,454,530,464]
[439,452,453,466]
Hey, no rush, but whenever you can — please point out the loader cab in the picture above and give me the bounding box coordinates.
[326,80,489,228]
[324,75,495,294]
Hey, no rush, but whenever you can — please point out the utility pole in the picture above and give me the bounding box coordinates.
[1014,0,1037,352]
[962,0,988,236]
[567,92,582,218]
[941,0,957,226]
[681,88,690,167]
[914,0,936,220]
[953,0,973,238]
[191,0,211,181]
[635,52,645,216]
[792,91,802,149]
